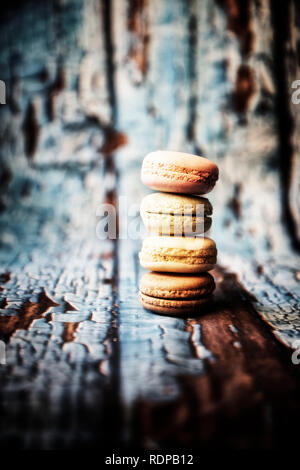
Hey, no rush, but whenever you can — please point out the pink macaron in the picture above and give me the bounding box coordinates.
[141,150,219,195]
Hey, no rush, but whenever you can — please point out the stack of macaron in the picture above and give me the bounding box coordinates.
[138,150,219,316]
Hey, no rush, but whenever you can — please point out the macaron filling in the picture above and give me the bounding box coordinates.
[140,245,217,258]
[141,287,211,298]
[140,253,217,265]
[140,282,215,299]
[139,292,211,310]
[142,162,218,185]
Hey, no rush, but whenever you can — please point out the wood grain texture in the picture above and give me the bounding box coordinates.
[0,0,122,448]
[0,0,299,449]
[130,267,300,449]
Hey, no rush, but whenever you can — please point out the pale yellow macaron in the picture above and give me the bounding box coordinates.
[139,236,217,273]
[139,271,215,315]
[140,192,212,236]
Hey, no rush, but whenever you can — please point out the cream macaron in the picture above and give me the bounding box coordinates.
[139,236,217,273]
[140,192,212,236]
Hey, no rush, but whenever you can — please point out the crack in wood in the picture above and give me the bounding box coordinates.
[186,1,199,149]
[23,101,39,160]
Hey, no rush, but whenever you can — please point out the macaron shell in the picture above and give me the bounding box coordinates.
[141,151,219,195]
[141,175,213,195]
[139,258,215,273]
[139,272,215,299]
[143,151,219,172]
[140,192,212,216]
[141,235,216,252]
[139,292,212,315]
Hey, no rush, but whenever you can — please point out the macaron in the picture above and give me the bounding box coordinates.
[139,236,217,273]
[139,271,215,315]
[141,150,219,195]
[140,192,212,235]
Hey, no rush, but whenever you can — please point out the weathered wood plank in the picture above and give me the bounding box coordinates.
[113,0,300,448]
[128,266,300,449]
[0,0,300,450]
[0,0,122,448]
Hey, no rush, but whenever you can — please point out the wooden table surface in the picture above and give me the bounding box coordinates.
[0,231,300,450]
[0,0,300,450]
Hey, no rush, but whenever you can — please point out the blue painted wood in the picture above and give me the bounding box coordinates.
[0,0,299,449]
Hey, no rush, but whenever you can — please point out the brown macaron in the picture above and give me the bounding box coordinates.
[139,271,215,315]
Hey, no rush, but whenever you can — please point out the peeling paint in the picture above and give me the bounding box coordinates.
[233,64,256,113]
[47,66,66,121]
[217,0,255,57]
[100,128,128,155]
[0,289,59,340]
[127,0,150,83]
[62,321,79,343]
